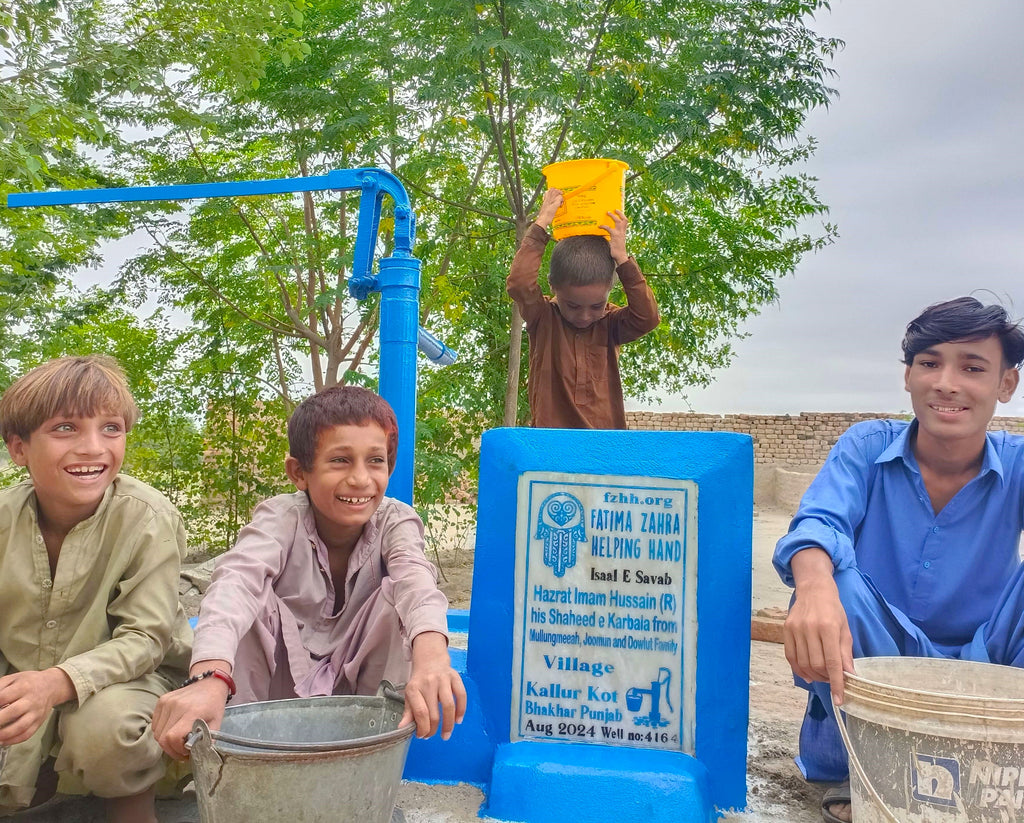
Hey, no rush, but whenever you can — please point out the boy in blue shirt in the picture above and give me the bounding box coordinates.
[774,297,1024,823]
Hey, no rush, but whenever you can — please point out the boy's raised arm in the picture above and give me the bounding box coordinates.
[602,209,660,344]
[506,189,564,326]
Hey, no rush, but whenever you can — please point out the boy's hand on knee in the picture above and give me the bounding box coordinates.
[401,631,467,740]
[0,668,75,745]
[152,679,229,761]
[784,579,855,705]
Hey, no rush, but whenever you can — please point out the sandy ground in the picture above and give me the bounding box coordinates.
[16,507,823,822]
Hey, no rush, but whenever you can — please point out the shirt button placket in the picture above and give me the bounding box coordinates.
[574,336,586,402]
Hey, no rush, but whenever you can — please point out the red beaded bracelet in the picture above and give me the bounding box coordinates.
[181,669,236,703]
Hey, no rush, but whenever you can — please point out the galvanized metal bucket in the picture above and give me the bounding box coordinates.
[188,682,412,823]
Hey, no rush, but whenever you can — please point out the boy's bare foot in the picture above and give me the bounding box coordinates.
[105,785,157,823]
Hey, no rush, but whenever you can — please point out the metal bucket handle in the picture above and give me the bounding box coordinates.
[831,690,900,823]
[186,719,227,796]
[378,679,405,704]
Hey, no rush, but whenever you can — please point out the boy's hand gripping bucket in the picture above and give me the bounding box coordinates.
[187,682,413,823]
[542,158,629,240]
[833,657,1024,822]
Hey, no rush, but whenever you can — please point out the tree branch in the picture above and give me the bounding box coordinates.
[139,223,300,339]
[271,334,294,410]
[345,318,378,383]
[497,0,524,215]
[421,144,494,322]
[403,174,512,225]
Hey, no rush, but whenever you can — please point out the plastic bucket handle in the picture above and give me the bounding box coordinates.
[556,163,622,203]
[831,690,901,823]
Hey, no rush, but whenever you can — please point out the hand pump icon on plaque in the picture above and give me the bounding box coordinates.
[626,668,673,728]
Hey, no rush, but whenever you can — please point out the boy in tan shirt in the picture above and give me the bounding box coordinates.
[507,188,660,428]
[0,356,191,822]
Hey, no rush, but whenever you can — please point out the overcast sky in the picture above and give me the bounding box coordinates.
[637,0,1024,416]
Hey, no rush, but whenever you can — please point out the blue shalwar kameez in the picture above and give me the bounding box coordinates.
[774,419,1024,780]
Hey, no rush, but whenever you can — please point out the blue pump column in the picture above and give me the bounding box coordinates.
[377,255,420,504]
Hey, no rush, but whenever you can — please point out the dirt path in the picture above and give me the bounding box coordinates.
[723,640,823,822]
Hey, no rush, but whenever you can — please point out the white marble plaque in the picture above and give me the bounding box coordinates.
[510,472,698,753]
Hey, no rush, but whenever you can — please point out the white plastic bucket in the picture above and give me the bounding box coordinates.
[836,657,1024,822]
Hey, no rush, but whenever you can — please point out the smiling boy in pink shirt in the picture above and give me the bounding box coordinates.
[153,385,465,759]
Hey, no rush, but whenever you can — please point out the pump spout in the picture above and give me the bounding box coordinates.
[417,326,458,366]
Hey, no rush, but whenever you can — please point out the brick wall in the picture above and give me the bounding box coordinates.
[626,411,1024,466]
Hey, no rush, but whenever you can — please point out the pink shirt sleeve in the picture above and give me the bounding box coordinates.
[378,501,450,642]
[191,497,298,668]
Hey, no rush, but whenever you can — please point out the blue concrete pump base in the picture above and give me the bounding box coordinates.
[485,740,713,823]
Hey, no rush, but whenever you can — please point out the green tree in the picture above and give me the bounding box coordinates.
[2,1,317,545]
[1,0,310,376]
[5,0,840,527]
[397,0,839,424]
[111,0,404,404]
[106,0,837,488]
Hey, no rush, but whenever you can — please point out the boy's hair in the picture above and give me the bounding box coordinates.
[288,385,398,472]
[0,355,139,443]
[902,297,1024,369]
[548,235,616,291]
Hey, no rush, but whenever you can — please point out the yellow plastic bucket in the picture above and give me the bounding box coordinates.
[541,158,629,240]
[834,657,1024,822]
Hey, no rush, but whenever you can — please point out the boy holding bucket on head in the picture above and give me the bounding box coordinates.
[773,297,1024,823]
[507,160,660,429]
[153,385,466,760]
[0,355,192,822]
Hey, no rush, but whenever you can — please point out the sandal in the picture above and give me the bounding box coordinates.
[821,780,851,823]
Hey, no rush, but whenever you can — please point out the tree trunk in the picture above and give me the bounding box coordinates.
[503,302,524,426]
[503,219,532,426]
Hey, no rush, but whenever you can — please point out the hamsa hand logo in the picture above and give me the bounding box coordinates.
[535,492,586,577]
